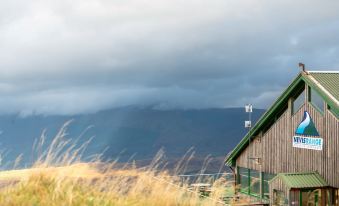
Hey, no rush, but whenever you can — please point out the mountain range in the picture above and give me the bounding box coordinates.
[0,107,264,171]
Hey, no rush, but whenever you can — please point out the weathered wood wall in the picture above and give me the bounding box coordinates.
[269,178,289,205]
[236,85,339,188]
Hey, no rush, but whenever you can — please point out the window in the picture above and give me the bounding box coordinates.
[250,169,261,196]
[239,167,249,193]
[263,173,276,199]
[309,87,324,113]
[292,90,305,114]
[237,167,275,199]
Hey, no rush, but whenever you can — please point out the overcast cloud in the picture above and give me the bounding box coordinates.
[0,0,339,115]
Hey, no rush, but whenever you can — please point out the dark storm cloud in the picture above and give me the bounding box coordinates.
[0,0,339,115]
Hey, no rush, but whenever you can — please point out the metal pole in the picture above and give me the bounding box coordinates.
[248,107,251,199]
[248,109,251,166]
[246,104,252,169]
[245,104,252,199]
[260,162,263,203]
[247,111,250,201]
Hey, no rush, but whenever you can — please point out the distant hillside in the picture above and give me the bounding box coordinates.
[0,107,264,169]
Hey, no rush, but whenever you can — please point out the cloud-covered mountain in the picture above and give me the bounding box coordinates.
[0,107,264,169]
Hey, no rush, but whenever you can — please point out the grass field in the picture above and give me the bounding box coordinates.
[0,163,235,206]
[0,122,239,206]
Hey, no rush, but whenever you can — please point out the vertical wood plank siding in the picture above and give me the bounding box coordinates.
[236,100,339,188]
[269,178,290,203]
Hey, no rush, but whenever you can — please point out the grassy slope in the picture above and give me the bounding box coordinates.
[0,163,234,206]
[0,119,254,206]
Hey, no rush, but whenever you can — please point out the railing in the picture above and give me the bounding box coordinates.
[170,173,235,204]
[171,172,234,184]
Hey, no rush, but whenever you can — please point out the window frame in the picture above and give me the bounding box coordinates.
[237,167,275,200]
[308,86,325,115]
[292,88,305,115]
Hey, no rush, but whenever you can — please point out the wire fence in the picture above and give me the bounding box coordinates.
[167,172,234,184]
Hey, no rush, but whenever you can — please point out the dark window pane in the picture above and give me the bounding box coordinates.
[250,177,261,195]
[263,173,276,199]
[263,173,276,181]
[238,167,249,193]
[293,90,305,114]
[250,169,260,179]
[239,167,248,175]
[310,88,324,113]
[249,169,260,196]
[240,175,249,192]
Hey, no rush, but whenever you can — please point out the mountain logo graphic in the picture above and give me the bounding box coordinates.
[295,111,320,136]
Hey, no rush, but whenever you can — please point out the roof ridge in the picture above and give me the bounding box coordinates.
[308,70,339,73]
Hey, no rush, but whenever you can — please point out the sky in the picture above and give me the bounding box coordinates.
[0,0,339,116]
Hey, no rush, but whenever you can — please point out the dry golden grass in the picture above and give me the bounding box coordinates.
[0,163,232,206]
[0,122,234,206]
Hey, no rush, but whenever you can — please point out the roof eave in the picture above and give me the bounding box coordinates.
[225,73,304,166]
[225,72,339,166]
[269,172,329,189]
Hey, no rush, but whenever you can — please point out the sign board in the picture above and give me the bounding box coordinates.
[293,111,323,151]
[292,136,323,150]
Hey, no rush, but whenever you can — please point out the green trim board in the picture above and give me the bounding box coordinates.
[226,71,339,166]
[269,172,328,189]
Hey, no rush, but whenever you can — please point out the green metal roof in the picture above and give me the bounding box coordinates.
[309,72,339,103]
[270,172,328,189]
[225,71,339,166]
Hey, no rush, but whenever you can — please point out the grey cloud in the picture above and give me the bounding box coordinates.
[0,0,339,115]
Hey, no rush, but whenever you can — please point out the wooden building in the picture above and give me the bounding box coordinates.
[226,69,339,205]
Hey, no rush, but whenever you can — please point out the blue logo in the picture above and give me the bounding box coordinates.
[295,111,320,136]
